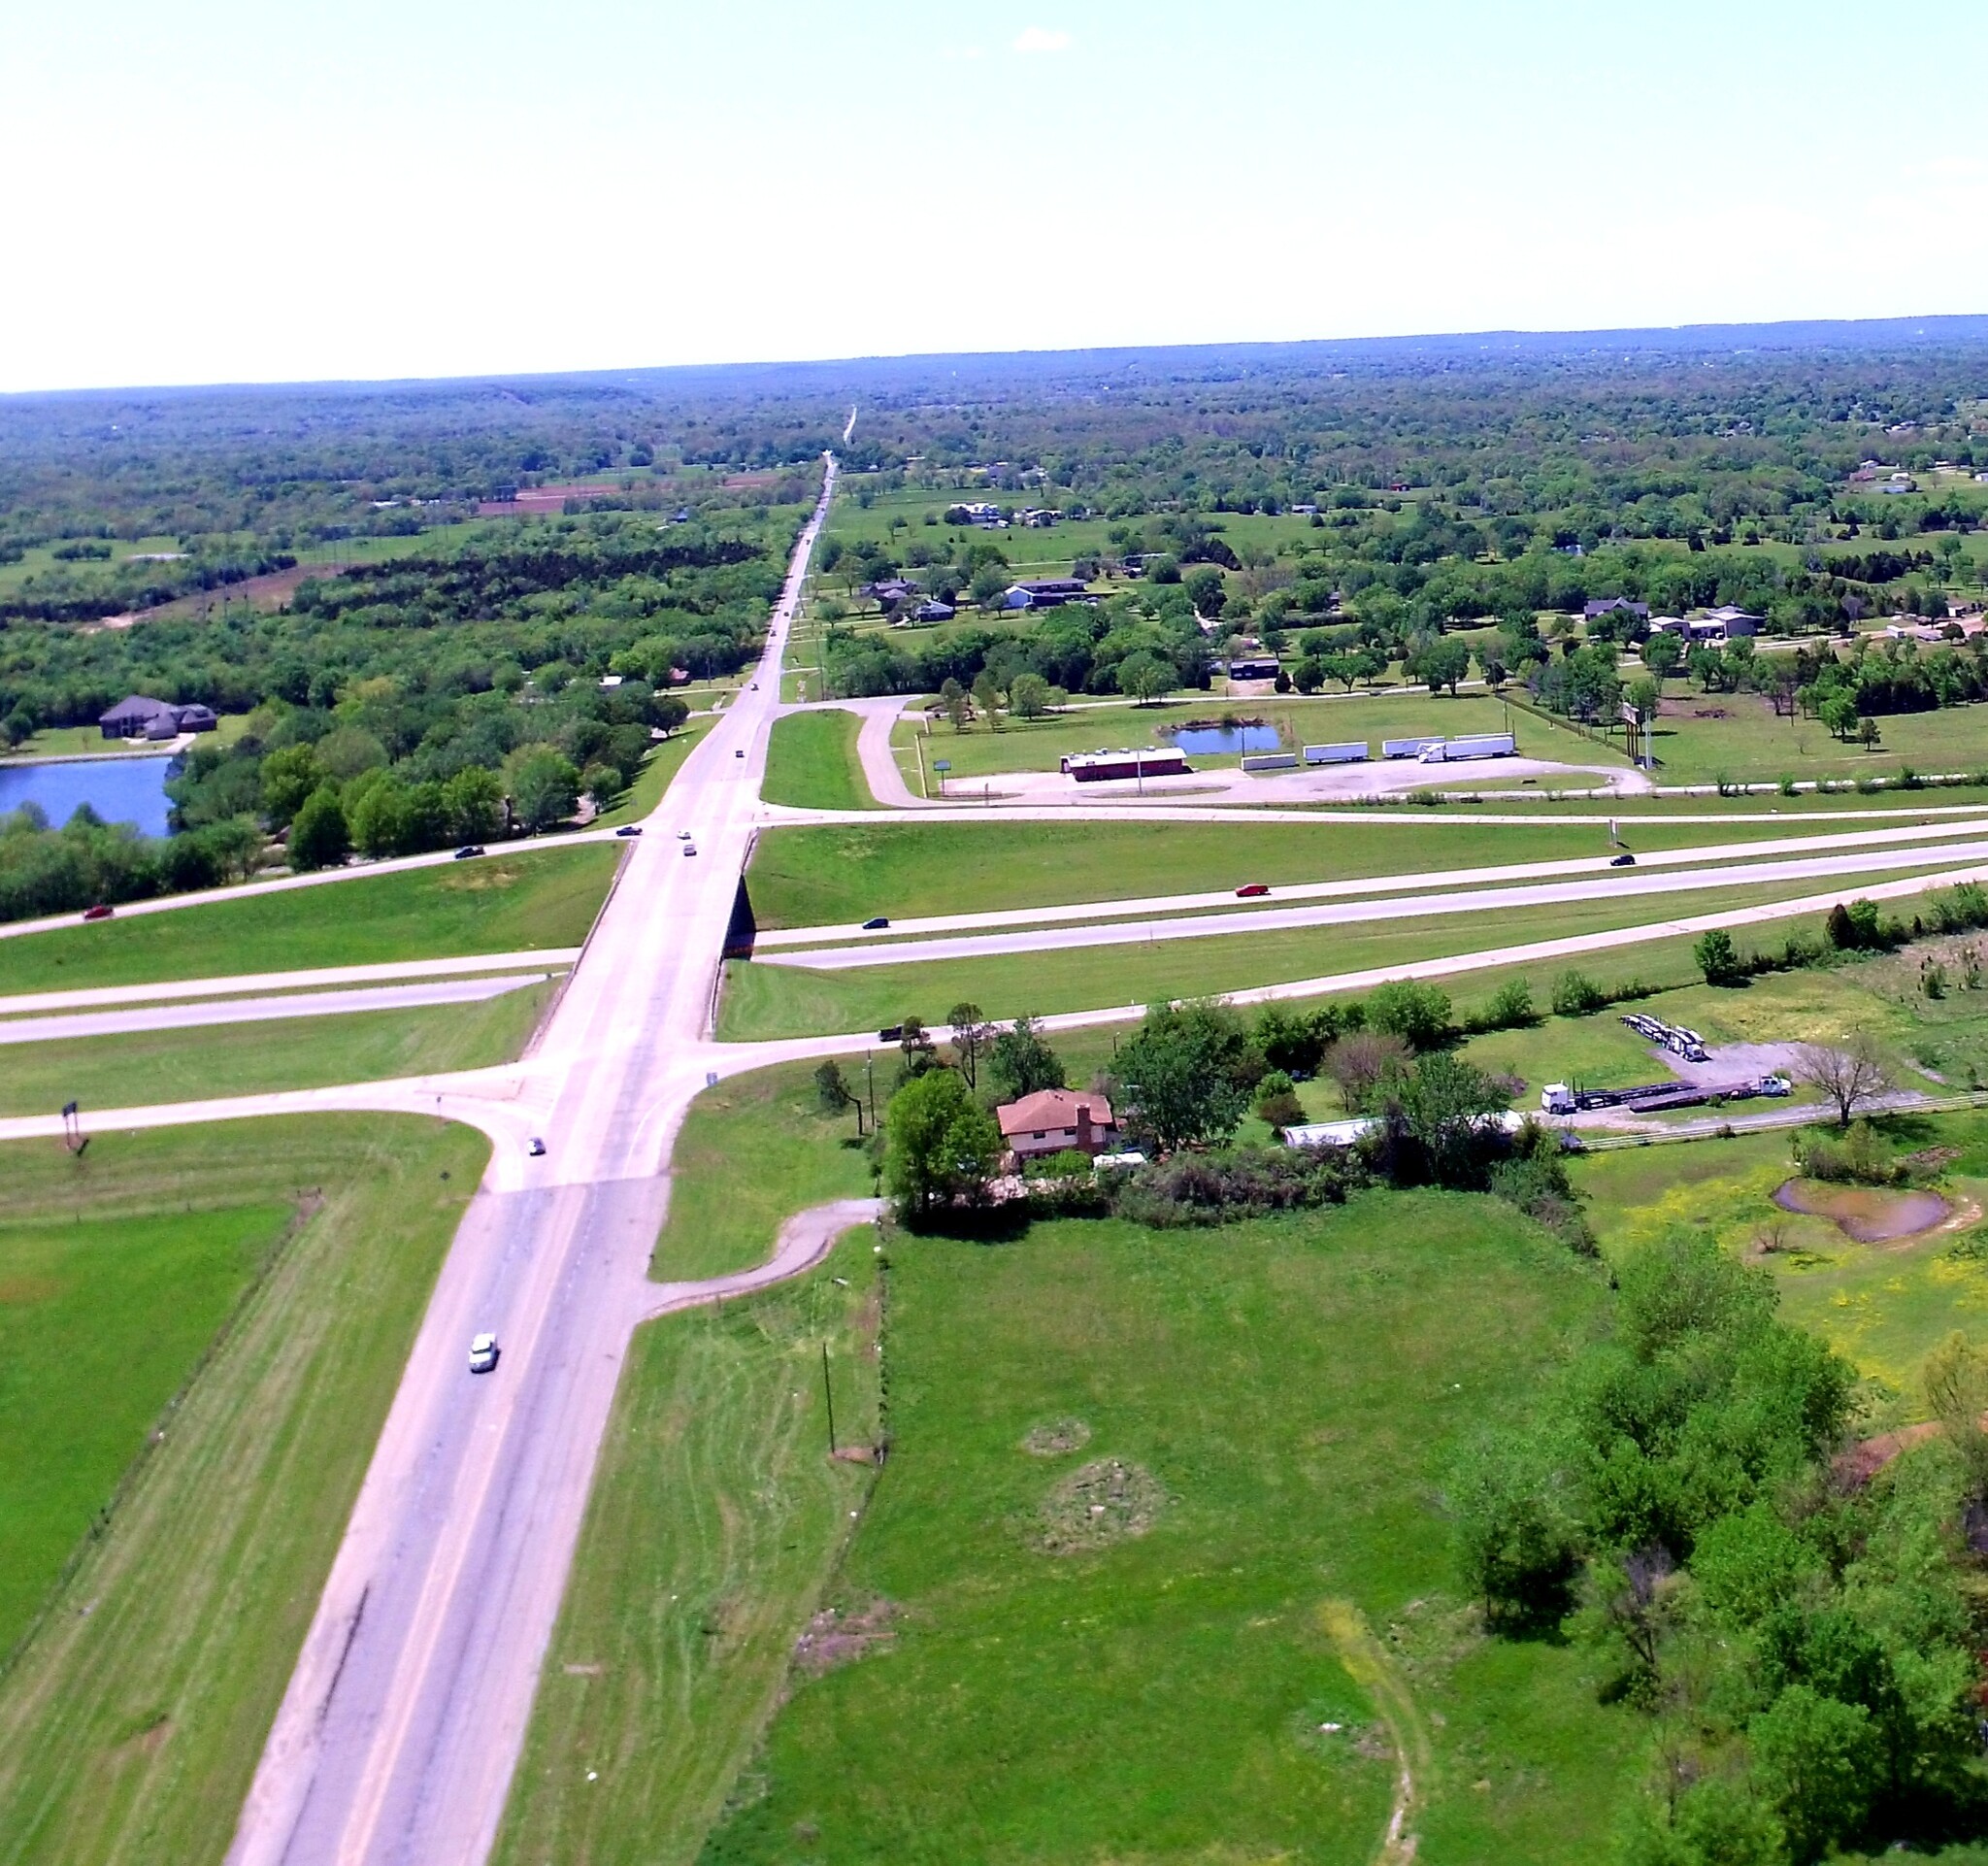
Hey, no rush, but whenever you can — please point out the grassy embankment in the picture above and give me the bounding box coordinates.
[761,710,878,813]
[743,814,1976,933]
[592,722,707,828]
[719,867,1970,1042]
[0,1116,484,1865]
[0,843,619,995]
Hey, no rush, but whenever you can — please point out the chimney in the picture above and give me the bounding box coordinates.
[1076,1102,1093,1151]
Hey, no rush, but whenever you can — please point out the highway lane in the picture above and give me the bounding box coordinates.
[223,455,839,1866]
[0,972,550,1047]
[758,835,1988,972]
[752,815,1988,950]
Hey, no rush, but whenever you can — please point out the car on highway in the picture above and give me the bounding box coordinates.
[82,903,115,921]
[734,748,746,758]
[615,824,642,837]
[1609,852,1637,867]
[527,1137,547,1156]
[468,1332,500,1374]
[682,842,697,857]
[862,916,890,930]
[453,845,484,860]
[678,828,692,839]
[1236,883,1271,898]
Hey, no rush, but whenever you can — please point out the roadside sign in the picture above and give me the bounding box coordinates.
[933,759,951,771]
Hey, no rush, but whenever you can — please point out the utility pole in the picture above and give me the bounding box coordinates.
[821,1342,838,1456]
[865,1051,876,1131]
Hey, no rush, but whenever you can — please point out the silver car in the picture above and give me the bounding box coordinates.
[469,1332,500,1374]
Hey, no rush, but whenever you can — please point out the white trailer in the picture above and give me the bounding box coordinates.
[1240,752,1299,772]
[1446,733,1516,760]
[1382,736,1445,758]
[1304,742,1369,765]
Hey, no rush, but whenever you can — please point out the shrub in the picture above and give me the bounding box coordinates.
[1794,1119,1903,1186]
[1551,969,1607,1016]
[1475,978,1538,1031]
[1112,1145,1360,1228]
[1365,979,1452,1049]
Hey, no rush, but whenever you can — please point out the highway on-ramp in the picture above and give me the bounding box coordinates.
[221,458,840,1866]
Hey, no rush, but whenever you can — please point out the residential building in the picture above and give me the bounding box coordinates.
[1001,579,1091,610]
[997,1088,1120,1162]
[99,695,218,740]
[1582,597,1650,623]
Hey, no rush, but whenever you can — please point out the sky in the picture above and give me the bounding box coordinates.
[6,0,1986,393]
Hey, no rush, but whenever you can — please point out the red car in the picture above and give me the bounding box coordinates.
[1235,883,1271,899]
[82,904,115,921]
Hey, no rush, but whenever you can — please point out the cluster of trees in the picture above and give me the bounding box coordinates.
[1795,635,1988,730]
[0,804,263,922]
[1457,1234,1988,1865]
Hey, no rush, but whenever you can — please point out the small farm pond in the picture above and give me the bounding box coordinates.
[0,754,174,837]
[1773,1179,1950,1242]
[1169,724,1281,756]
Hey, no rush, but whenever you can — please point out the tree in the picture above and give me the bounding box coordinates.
[988,1015,1066,1102]
[1693,927,1743,986]
[1366,980,1452,1049]
[1820,690,1858,740]
[443,765,504,841]
[1388,1051,1508,1186]
[971,671,1002,725]
[1748,1684,1879,1865]
[287,785,349,871]
[652,694,691,736]
[258,744,324,826]
[1793,1033,1892,1126]
[947,1000,990,1088]
[1010,672,1050,718]
[1451,1432,1581,1628]
[1323,1031,1409,1111]
[1253,1069,1306,1131]
[580,761,622,810]
[1484,979,1537,1027]
[1408,635,1469,695]
[1856,715,1881,752]
[349,774,416,858]
[504,745,580,831]
[1117,650,1174,705]
[883,1069,1002,1221]
[1923,1332,1988,1498]
[1551,970,1607,1016]
[1114,1007,1252,1154]
[968,564,1010,609]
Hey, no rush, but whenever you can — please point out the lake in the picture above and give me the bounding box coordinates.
[0,755,175,837]
[1170,725,1282,756]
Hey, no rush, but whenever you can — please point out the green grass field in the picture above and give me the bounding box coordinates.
[0,844,617,996]
[692,1195,1637,1864]
[0,979,555,1116]
[651,1059,875,1282]
[1646,690,1988,785]
[0,1116,483,1866]
[761,710,878,813]
[494,1231,881,1866]
[742,813,1942,933]
[718,870,1958,1042]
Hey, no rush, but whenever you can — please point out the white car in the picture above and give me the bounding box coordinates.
[682,843,697,857]
[468,1332,500,1374]
[678,828,692,840]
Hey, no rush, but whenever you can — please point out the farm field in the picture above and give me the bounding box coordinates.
[691,1196,1635,1865]
[0,978,555,1116]
[493,1229,880,1866]
[0,1115,483,1866]
[741,814,1950,932]
[1646,690,1988,785]
[718,868,1963,1042]
[761,709,877,814]
[0,843,617,995]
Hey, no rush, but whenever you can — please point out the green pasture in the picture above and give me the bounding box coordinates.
[0,537,190,598]
[743,814,1937,933]
[1572,1111,1988,1411]
[1646,691,1988,786]
[695,1195,1634,1864]
[650,1059,875,1282]
[718,871,1957,1042]
[0,1115,482,1866]
[0,843,617,996]
[0,980,555,1116]
[495,1230,880,1866]
[761,710,878,813]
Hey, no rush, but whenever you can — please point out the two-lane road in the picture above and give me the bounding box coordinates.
[226,457,838,1866]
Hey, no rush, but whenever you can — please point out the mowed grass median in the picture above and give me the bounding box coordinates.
[0,842,619,996]
[719,868,1962,1041]
[692,1198,1634,1863]
[0,1116,484,1866]
[761,709,878,812]
[0,977,557,1116]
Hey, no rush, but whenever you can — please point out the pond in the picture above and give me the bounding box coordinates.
[1773,1179,1950,1243]
[0,755,175,838]
[1169,725,1282,756]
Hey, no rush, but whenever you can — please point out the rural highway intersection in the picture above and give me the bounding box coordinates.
[2,454,1987,1866]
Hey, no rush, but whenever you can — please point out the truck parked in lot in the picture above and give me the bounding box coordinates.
[1541,1076,1791,1116]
